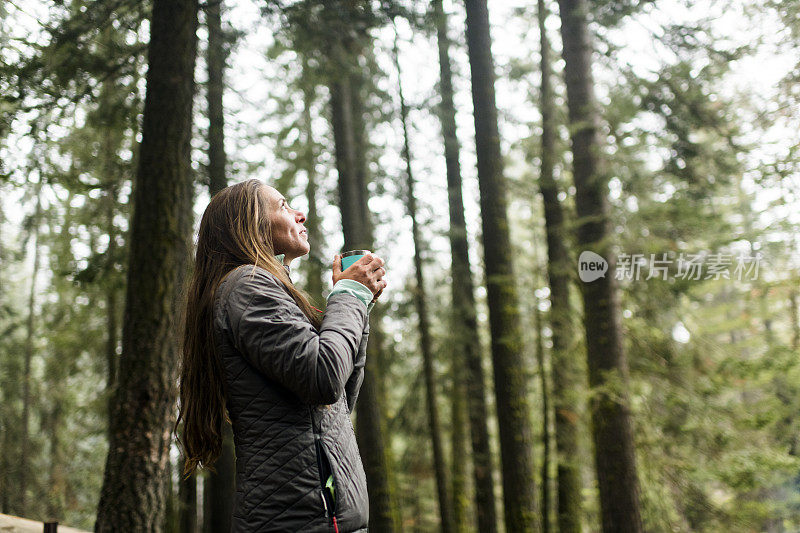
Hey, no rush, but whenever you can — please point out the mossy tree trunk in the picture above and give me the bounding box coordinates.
[206,0,227,197]
[557,0,643,530]
[179,474,196,533]
[791,289,799,350]
[328,42,398,532]
[20,179,43,517]
[95,0,198,529]
[532,284,554,533]
[537,1,584,531]
[392,26,456,533]
[433,2,498,531]
[300,55,325,306]
[202,2,234,531]
[464,1,539,531]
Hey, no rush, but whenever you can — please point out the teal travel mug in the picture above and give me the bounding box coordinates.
[341,250,370,271]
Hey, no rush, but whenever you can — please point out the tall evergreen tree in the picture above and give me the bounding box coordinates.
[178,475,196,533]
[463,0,539,530]
[392,24,455,533]
[322,5,399,527]
[206,0,227,197]
[95,0,199,529]
[432,1,498,531]
[529,236,555,533]
[557,0,643,530]
[329,70,398,533]
[537,1,584,531]
[202,2,234,531]
[19,179,43,516]
[300,54,325,305]
[0,202,8,515]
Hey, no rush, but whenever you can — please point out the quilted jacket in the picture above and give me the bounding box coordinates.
[214,265,370,532]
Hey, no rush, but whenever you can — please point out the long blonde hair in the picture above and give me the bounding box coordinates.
[177,179,322,476]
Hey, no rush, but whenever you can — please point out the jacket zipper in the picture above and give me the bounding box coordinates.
[311,408,336,529]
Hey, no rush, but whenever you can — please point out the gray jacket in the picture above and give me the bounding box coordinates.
[214,265,369,532]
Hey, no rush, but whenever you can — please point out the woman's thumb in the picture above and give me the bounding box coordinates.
[333,254,342,274]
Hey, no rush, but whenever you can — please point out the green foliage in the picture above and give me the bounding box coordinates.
[0,0,143,525]
[0,0,147,136]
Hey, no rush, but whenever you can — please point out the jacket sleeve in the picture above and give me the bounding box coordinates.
[226,268,368,405]
[344,319,369,413]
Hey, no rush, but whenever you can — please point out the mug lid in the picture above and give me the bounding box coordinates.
[341,249,371,257]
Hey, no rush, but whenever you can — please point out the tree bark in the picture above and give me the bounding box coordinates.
[533,289,554,533]
[449,362,471,533]
[791,289,799,351]
[95,0,198,530]
[202,3,234,530]
[301,55,325,305]
[328,51,398,532]
[330,77,369,248]
[206,0,227,196]
[556,0,643,531]
[103,179,120,444]
[0,393,8,514]
[164,457,177,533]
[433,2,498,531]
[20,180,43,516]
[392,27,455,533]
[463,1,539,531]
[537,1,584,531]
[202,424,234,533]
[46,397,65,521]
[0,209,6,515]
[179,472,197,533]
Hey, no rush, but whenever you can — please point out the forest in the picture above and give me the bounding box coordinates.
[1,0,799,531]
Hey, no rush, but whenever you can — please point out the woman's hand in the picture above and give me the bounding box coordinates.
[332,253,387,299]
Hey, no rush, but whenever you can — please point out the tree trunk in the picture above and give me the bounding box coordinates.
[301,55,325,305]
[537,1,584,531]
[0,396,8,513]
[103,181,120,443]
[449,362,471,533]
[531,225,556,533]
[206,0,227,197]
[46,389,65,521]
[556,0,643,531]
[392,26,455,533]
[202,424,234,533]
[463,1,539,531]
[330,77,368,247]
[433,1,498,531]
[96,50,127,437]
[179,473,197,533]
[791,289,799,351]
[202,3,234,530]
[20,180,43,516]
[0,210,6,515]
[164,457,177,533]
[329,61,398,533]
[533,291,554,533]
[95,0,198,529]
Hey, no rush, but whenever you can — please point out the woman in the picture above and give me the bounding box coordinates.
[177,179,386,532]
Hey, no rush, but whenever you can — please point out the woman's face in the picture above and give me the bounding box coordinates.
[263,185,309,263]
